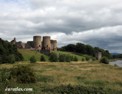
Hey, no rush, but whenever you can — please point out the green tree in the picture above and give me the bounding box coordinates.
[49,52,59,62]
[40,55,46,62]
[100,57,109,64]
[30,56,36,63]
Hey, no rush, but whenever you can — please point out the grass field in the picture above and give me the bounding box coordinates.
[18,49,48,61]
[0,49,122,94]
[0,61,122,94]
[18,49,93,62]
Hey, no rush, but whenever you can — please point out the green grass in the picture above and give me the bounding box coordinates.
[53,51,92,61]
[18,49,48,61]
[19,49,94,62]
[0,62,122,94]
[3,49,120,93]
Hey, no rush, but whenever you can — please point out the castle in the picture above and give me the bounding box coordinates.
[11,36,57,52]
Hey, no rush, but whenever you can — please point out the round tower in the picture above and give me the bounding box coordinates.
[51,40,57,51]
[42,36,51,50]
[33,36,41,49]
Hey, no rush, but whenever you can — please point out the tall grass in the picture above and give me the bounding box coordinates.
[0,62,122,94]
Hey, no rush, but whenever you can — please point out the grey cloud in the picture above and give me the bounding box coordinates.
[0,0,122,53]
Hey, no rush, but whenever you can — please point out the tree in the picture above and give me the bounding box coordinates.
[0,38,23,64]
[100,57,109,64]
[49,52,59,62]
[40,55,46,62]
[30,56,36,63]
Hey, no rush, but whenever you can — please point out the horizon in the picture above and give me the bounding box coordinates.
[0,0,122,53]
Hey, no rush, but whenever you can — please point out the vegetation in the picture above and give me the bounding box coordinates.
[19,49,96,62]
[100,57,109,64]
[30,56,37,63]
[0,62,122,94]
[40,55,47,62]
[112,54,122,59]
[9,65,36,83]
[49,52,79,62]
[49,52,59,62]
[0,38,23,64]
[59,43,112,58]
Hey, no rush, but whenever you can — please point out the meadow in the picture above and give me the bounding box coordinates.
[0,49,122,94]
[0,61,122,94]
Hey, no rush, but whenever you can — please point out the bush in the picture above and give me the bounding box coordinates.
[40,55,46,62]
[58,54,73,62]
[59,54,66,62]
[49,52,59,62]
[9,65,36,83]
[65,54,71,62]
[30,56,36,63]
[73,56,78,61]
[100,57,109,64]
[85,57,90,61]
[2,54,15,64]
[82,58,85,61]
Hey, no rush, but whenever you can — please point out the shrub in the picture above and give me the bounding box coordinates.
[59,54,76,62]
[100,57,109,64]
[8,54,15,64]
[85,57,90,61]
[9,65,36,83]
[59,54,66,62]
[82,58,85,61]
[49,52,59,62]
[40,55,46,62]
[30,56,36,63]
[65,54,73,62]
[92,58,96,61]
[2,54,15,64]
[73,56,78,61]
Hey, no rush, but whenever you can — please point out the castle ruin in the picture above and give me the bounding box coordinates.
[11,36,57,52]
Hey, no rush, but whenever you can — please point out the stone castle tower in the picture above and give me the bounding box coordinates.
[11,35,57,52]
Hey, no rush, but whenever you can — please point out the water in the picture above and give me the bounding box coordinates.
[110,60,122,67]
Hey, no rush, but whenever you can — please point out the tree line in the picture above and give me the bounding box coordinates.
[0,38,23,64]
[59,43,112,58]
[112,54,122,59]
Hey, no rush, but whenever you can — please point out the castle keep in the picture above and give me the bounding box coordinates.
[11,36,57,51]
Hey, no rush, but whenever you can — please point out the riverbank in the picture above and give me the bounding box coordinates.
[110,60,122,67]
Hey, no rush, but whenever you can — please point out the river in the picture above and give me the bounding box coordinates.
[110,60,122,67]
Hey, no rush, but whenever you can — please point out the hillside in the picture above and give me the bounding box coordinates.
[18,49,48,61]
[18,49,94,62]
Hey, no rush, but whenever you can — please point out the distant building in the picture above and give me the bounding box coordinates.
[11,38,16,45]
[26,41,34,48]
[10,35,57,52]
[96,52,102,60]
[16,41,25,49]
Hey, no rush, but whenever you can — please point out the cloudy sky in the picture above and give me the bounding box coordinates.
[0,0,122,53]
